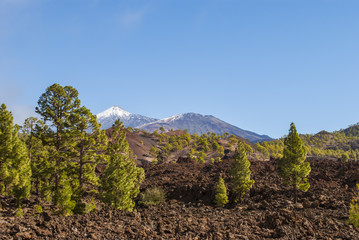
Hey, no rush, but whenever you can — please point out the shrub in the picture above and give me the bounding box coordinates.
[85,197,97,213]
[139,187,166,207]
[73,198,97,214]
[35,205,43,215]
[342,153,349,163]
[349,184,359,228]
[89,189,99,196]
[197,151,206,163]
[15,206,24,217]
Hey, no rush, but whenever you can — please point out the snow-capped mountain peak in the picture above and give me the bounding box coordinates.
[160,113,185,123]
[97,106,131,119]
[96,106,158,130]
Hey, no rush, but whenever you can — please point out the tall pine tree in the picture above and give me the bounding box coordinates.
[101,120,145,211]
[68,106,108,213]
[69,106,108,189]
[0,104,31,204]
[35,84,81,205]
[277,122,311,203]
[229,142,254,203]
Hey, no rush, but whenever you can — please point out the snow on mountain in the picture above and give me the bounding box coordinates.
[96,106,158,130]
[159,114,184,123]
[96,107,272,142]
[138,113,272,143]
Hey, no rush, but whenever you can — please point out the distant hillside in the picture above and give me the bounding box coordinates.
[138,113,272,143]
[105,126,255,165]
[257,123,359,160]
[341,123,359,137]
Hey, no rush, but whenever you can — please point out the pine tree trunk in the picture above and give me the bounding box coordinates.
[79,144,84,188]
[55,127,61,194]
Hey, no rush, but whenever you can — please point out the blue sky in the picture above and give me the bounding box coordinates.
[0,0,358,138]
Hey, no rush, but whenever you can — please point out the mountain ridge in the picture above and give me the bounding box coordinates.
[96,106,272,142]
[138,112,272,143]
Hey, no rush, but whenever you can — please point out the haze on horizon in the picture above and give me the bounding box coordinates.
[0,0,358,139]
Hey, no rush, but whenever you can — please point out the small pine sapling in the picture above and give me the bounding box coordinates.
[277,123,311,203]
[214,177,228,207]
[229,142,254,203]
[101,120,145,211]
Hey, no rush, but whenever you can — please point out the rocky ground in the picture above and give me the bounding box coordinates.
[0,158,359,239]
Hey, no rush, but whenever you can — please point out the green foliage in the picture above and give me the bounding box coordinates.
[277,123,311,203]
[229,135,238,145]
[35,205,43,215]
[85,197,97,213]
[69,106,108,189]
[73,197,97,214]
[229,142,254,202]
[259,124,359,161]
[0,104,32,204]
[254,143,270,159]
[212,141,219,150]
[89,189,98,196]
[198,135,210,152]
[15,206,24,217]
[35,84,81,206]
[217,146,225,159]
[259,140,284,159]
[214,177,228,207]
[101,120,145,211]
[222,132,229,139]
[34,84,109,213]
[342,153,349,163]
[243,142,253,155]
[195,151,206,163]
[349,184,359,228]
[55,172,76,215]
[21,117,50,196]
[139,187,166,207]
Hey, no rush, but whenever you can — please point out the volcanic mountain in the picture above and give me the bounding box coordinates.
[97,107,272,142]
[139,113,272,142]
[96,106,158,130]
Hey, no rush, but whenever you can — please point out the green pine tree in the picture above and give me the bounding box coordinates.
[55,172,76,215]
[35,83,81,205]
[68,106,108,213]
[0,104,32,204]
[277,122,311,203]
[101,120,145,211]
[69,106,108,189]
[229,142,254,202]
[214,177,228,207]
[21,117,50,198]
